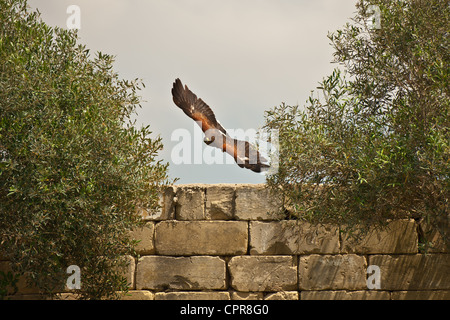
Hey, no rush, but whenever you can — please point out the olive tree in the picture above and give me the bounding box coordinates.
[264,0,449,247]
[0,0,171,299]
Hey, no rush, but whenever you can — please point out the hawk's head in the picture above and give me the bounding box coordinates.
[203,136,215,145]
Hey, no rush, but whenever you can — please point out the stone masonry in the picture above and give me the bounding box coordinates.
[2,184,449,300]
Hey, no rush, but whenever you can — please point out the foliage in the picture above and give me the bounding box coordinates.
[0,271,19,299]
[0,0,171,299]
[264,0,449,245]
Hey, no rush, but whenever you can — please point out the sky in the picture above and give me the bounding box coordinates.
[27,0,357,184]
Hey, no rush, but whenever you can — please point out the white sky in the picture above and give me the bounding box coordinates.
[27,0,357,184]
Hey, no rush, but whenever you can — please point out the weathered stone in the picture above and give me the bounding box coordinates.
[250,221,297,254]
[250,221,339,255]
[129,223,155,255]
[138,186,176,221]
[299,255,367,290]
[155,291,230,300]
[6,181,450,300]
[136,256,226,290]
[175,184,206,220]
[205,184,235,220]
[230,292,264,300]
[6,294,49,300]
[0,261,40,295]
[341,219,418,254]
[298,223,340,254]
[228,256,297,292]
[119,255,136,290]
[264,291,299,300]
[234,184,283,220]
[418,219,449,253]
[368,254,450,290]
[391,290,450,300]
[301,290,390,300]
[155,221,248,255]
[55,293,79,300]
[119,290,154,300]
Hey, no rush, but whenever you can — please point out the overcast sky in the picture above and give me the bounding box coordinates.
[27,0,357,184]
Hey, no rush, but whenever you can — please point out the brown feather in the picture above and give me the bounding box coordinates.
[171,78,226,134]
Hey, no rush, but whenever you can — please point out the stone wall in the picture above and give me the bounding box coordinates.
[2,184,449,300]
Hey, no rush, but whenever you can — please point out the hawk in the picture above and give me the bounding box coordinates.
[171,78,270,173]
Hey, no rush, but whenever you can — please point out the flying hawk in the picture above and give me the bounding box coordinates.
[171,78,270,173]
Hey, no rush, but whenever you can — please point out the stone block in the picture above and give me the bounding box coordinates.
[368,254,450,290]
[301,290,390,300]
[119,290,154,300]
[54,293,79,300]
[391,290,450,300]
[205,184,235,219]
[155,221,248,255]
[264,291,299,300]
[136,256,226,290]
[175,184,206,220]
[123,255,135,289]
[228,256,297,292]
[230,292,264,300]
[250,221,298,254]
[155,291,230,300]
[299,255,367,290]
[418,219,449,253]
[129,223,155,255]
[250,221,339,255]
[341,219,418,254]
[234,184,283,220]
[138,186,175,220]
[6,294,47,300]
[0,261,40,295]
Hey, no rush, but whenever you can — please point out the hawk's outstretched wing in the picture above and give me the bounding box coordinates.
[171,78,270,173]
[171,78,227,134]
